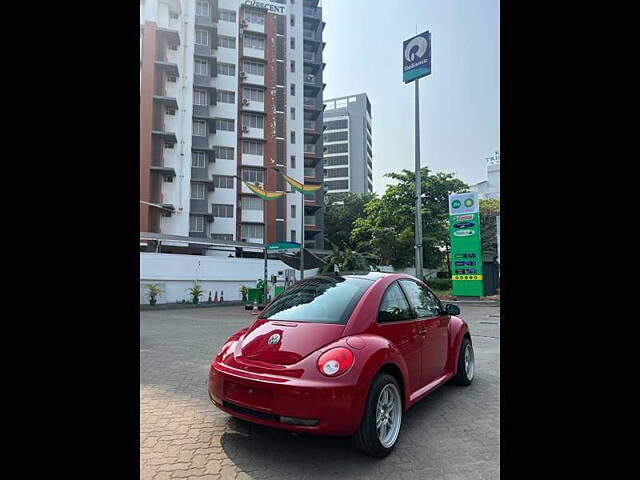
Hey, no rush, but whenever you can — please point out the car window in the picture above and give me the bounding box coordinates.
[378,282,414,323]
[260,277,372,324]
[399,280,441,318]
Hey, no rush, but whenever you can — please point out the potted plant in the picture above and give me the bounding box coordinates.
[145,284,161,306]
[240,285,248,302]
[186,282,204,305]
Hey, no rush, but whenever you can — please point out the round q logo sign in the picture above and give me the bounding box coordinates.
[404,36,428,63]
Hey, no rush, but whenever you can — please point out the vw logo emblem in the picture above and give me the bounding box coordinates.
[268,333,281,345]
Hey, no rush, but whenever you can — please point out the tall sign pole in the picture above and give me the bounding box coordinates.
[414,78,423,280]
[300,192,305,279]
[403,30,431,281]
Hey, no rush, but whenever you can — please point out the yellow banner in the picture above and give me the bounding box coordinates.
[452,275,483,281]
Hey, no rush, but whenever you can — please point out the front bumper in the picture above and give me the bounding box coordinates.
[208,360,366,436]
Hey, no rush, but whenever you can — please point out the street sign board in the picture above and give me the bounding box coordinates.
[448,192,483,297]
[403,31,431,83]
[266,242,301,251]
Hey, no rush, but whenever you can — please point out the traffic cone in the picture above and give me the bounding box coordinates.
[251,299,259,315]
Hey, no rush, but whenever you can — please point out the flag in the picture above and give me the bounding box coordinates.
[243,182,285,200]
[282,174,323,196]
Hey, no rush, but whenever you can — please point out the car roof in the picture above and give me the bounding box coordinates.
[315,271,409,282]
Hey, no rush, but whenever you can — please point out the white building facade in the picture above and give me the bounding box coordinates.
[140,0,326,251]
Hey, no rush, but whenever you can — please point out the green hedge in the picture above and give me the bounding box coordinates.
[424,278,452,291]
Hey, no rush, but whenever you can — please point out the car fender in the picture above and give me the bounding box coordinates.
[447,316,470,374]
[327,334,410,424]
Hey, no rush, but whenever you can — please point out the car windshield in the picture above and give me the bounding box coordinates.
[260,276,373,324]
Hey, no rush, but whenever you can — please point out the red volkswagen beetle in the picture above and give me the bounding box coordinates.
[208,272,474,457]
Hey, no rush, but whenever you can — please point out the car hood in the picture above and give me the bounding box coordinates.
[238,318,345,365]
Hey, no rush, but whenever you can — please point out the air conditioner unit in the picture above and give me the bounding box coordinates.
[241,98,250,106]
[239,71,247,79]
[242,125,250,133]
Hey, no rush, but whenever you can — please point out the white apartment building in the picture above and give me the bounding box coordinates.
[140,0,326,252]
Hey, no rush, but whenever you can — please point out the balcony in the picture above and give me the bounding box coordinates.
[153,95,178,111]
[240,98,265,113]
[156,27,181,46]
[241,153,264,167]
[242,45,265,61]
[240,126,264,140]
[154,60,179,77]
[241,208,264,224]
[303,6,322,25]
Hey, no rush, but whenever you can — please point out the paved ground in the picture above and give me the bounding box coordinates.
[141,305,500,480]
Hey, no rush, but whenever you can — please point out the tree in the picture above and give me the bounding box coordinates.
[324,192,375,249]
[351,167,468,269]
[318,243,371,274]
[479,198,500,260]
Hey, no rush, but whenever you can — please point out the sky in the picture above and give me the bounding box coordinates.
[320,0,500,193]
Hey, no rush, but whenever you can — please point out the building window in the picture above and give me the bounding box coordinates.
[244,35,264,50]
[244,11,265,25]
[169,44,178,50]
[194,59,208,76]
[325,179,349,190]
[195,29,209,46]
[290,155,296,168]
[290,15,295,27]
[291,230,296,243]
[291,204,296,218]
[290,83,295,96]
[212,175,235,189]
[242,140,264,155]
[192,151,206,167]
[325,143,349,154]
[215,118,235,131]
[290,107,295,120]
[214,146,235,160]
[217,90,235,103]
[242,168,264,184]
[190,215,204,232]
[212,204,234,218]
[324,131,349,143]
[218,63,235,76]
[243,61,264,76]
[164,142,175,149]
[218,9,236,22]
[168,75,177,82]
[242,87,264,102]
[193,120,207,136]
[191,183,206,199]
[193,89,207,106]
[324,119,348,131]
[290,60,295,72]
[211,233,234,241]
[242,114,264,129]
[325,155,348,166]
[290,131,295,144]
[290,37,295,49]
[241,224,264,241]
[170,12,179,19]
[166,109,176,115]
[242,196,263,211]
[164,176,173,183]
[196,1,210,17]
[325,167,349,178]
[219,36,236,49]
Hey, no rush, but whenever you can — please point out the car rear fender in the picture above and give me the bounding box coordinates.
[447,316,470,374]
[343,334,410,415]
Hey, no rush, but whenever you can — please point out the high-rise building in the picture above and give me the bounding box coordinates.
[140,0,325,250]
[322,93,373,196]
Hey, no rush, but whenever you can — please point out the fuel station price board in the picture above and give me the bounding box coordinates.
[448,192,483,297]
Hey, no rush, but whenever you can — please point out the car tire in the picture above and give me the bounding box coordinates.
[352,373,402,458]
[453,337,475,386]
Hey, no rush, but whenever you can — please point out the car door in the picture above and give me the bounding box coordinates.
[375,281,423,395]
[399,280,449,387]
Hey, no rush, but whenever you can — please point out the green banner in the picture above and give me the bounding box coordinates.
[448,192,483,297]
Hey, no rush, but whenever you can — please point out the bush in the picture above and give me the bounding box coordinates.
[424,278,452,291]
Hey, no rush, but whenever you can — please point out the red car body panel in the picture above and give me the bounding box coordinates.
[208,273,470,436]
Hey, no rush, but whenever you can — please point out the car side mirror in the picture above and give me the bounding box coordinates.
[444,304,460,316]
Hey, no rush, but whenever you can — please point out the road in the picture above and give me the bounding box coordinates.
[140,304,500,480]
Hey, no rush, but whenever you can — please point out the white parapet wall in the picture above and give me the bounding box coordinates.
[140,252,318,304]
